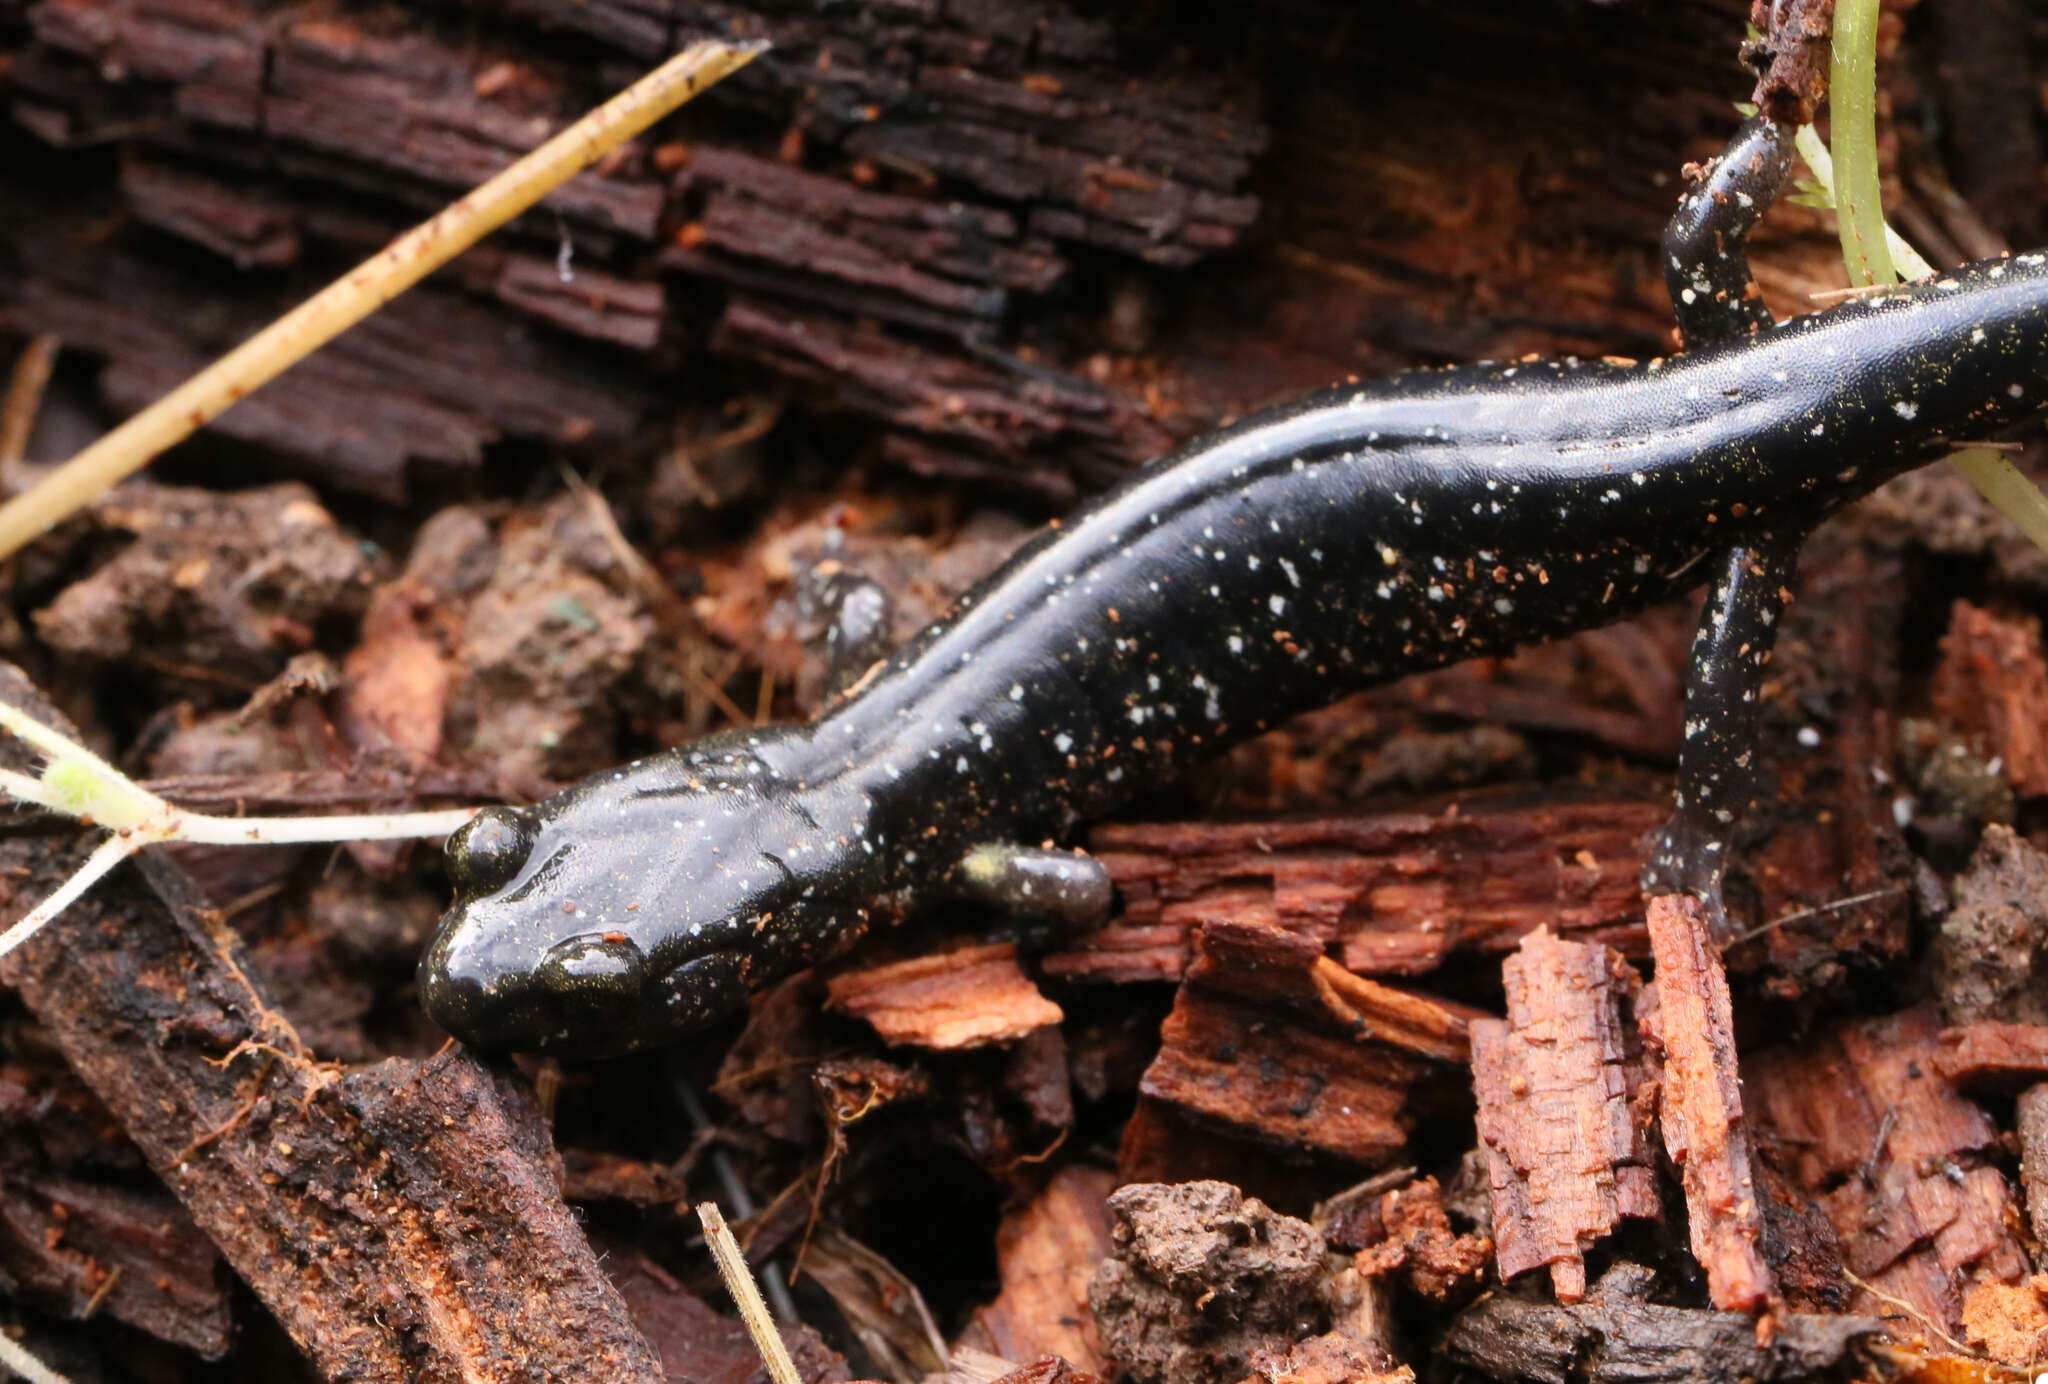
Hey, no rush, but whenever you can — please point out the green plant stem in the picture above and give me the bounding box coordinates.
[1810,13,2048,555]
[1828,0,1894,287]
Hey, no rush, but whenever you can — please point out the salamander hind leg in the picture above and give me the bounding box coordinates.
[1662,114,1794,350]
[1641,532,1805,945]
[952,842,1115,934]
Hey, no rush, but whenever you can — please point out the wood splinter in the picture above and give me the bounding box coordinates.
[1646,893,1770,1312]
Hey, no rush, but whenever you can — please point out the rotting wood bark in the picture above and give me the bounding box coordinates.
[1934,1021,2048,1091]
[1644,894,1769,1314]
[1056,788,1666,986]
[0,674,665,1383]
[961,1163,1118,1376]
[825,940,1064,1051]
[1471,928,1658,1304]
[1930,601,2048,799]
[1749,1004,2029,1338]
[1129,921,1470,1170]
[1442,1261,1881,1384]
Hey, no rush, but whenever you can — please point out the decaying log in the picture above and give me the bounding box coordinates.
[1054,789,1664,985]
[1749,1004,2029,1337]
[1470,929,1658,1304]
[6,233,654,502]
[1442,1261,1880,1384]
[825,940,1064,1050]
[1644,894,1768,1313]
[6,0,1258,499]
[1933,1021,2048,1091]
[1930,601,2048,799]
[0,675,667,1382]
[962,1163,1117,1376]
[1127,921,1473,1172]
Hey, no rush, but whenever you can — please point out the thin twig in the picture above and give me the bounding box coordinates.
[697,1202,802,1384]
[0,335,60,470]
[1734,885,1907,943]
[0,39,765,562]
[1840,1266,1974,1356]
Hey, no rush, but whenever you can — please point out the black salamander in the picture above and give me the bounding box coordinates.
[422,118,2048,1054]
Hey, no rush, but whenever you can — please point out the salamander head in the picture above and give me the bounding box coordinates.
[420,728,876,1055]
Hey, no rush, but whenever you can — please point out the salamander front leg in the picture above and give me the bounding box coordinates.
[1642,532,1804,944]
[952,842,1115,933]
[1662,114,1794,350]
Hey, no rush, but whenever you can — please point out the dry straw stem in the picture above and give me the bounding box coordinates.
[697,1202,803,1384]
[0,1326,71,1384]
[0,37,765,562]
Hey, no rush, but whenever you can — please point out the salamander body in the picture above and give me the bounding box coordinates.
[422,122,2048,1055]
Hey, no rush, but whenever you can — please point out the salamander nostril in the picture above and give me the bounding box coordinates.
[537,934,646,1021]
[445,807,536,895]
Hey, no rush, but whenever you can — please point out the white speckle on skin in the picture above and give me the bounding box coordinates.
[1268,594,1287,616]
[1893,400,1919,420]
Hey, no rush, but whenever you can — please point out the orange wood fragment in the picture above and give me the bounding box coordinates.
[826,941,1061,1049]
[1750,1004,2029,1335]
[1645,894,1769,1312]
[1932,600,2048,797]
[967,1165,1117,1376]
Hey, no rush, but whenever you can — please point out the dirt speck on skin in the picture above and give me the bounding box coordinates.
[1089,1180,1327,1384]
[1931,825,2048,1025]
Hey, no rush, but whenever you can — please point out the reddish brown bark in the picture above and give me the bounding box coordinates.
[1750,1005,2029,1335]
[825,940,1064,1050]
[964,1164,1118,1376]
[1930,601,2048,798]
[1470,929,1659,1303]
[1129,923,1467,1170]
[1645,895,1769,1313]
[1053,790,1664,985]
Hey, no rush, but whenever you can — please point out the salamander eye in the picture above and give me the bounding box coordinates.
[445,807,537,895]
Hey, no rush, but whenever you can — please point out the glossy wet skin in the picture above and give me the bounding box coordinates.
[423,185,2048,1056]
[425,727,882,1054]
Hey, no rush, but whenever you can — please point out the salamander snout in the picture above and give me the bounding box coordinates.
[421,920,653,1054]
